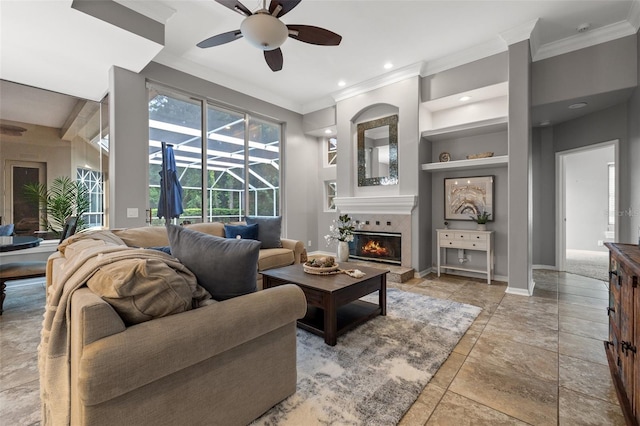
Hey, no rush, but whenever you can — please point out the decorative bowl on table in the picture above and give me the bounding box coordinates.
[303,257,339,274]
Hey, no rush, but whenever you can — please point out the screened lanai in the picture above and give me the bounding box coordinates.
[148,91,281,225]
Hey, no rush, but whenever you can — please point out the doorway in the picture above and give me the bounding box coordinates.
[4,160,46,236]
[556,140,617,281]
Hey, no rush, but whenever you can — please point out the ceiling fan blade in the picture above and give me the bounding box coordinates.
[287,25,342,46]
[264,48,283,72]
[197,30,243,48]
[268,0,301,18]
[215,0,252,17]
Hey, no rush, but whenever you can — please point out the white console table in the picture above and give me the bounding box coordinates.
[436,229,494,284]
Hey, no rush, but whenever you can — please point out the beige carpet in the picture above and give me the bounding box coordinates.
[565,249,609,282]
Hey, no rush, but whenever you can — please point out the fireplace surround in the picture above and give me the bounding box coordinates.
[349,230,402,264]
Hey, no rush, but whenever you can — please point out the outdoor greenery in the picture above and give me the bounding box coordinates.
[23,176,90,236]
[148,93,281,220]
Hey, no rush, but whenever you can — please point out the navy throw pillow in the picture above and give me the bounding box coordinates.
[147,246,172,255]
[224,223,259,240]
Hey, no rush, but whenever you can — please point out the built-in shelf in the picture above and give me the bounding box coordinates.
[421,116,508,141]
[421,155,508,172]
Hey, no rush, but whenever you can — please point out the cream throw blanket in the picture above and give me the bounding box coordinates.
[38,230,206,425]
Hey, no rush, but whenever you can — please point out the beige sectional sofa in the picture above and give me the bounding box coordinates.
[41,223,308,425]
[111,222,306,287]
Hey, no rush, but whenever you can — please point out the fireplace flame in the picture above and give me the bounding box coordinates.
[362,240,389,256]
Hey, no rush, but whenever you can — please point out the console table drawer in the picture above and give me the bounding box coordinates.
[456,232,487,242]
[439,239,487,250]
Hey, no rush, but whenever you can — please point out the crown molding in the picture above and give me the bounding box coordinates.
[533,20,637,61]
[420,37,507,77]
[629,0,640,31]
[499,18,539,46]
[331,63,423,103]
[114,0,176,24]
[334,196,417,215]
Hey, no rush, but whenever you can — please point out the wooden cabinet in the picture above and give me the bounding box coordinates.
[436,229,493,284]
[605,243,639,426]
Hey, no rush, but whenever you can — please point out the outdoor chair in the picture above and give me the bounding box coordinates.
[0,217,77,314]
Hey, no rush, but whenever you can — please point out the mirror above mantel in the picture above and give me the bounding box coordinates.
[357,114,398,187]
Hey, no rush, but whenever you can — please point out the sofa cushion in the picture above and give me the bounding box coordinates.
[245,216,283,249]
[224,223,259,240]
[258,248,295,272]
[167,224,261,300]
[86,258,198,325]
[184,222,225,238]
[112,227,169,248]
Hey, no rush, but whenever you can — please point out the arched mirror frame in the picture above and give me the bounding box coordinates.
[357,114,398,187]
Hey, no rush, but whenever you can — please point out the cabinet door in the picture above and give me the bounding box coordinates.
[619,264,636,407]
[633,283,639,420]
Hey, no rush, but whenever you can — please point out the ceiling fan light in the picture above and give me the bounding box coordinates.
[240,12,288,51]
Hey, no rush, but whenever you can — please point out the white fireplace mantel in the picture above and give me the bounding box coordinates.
[334,195,417,215]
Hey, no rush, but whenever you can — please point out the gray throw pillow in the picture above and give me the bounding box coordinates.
[167,224,261,300]
[245,216,283,248]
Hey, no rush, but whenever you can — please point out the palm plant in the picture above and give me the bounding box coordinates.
[24,176,90,237]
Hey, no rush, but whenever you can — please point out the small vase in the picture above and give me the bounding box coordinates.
[337,241,350,262]
[476,223,487,231]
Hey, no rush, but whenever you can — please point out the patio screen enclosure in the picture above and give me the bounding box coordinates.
[148,86,281,225]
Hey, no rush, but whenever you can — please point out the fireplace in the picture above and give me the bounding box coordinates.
[349,231,401,264]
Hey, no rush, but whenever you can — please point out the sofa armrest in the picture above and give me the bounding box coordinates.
[46,251,64,289]
[78,284,307,406]
[71,288,127,346]
[281,238,305,264]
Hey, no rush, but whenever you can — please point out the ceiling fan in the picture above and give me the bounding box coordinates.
[197,0,342,72]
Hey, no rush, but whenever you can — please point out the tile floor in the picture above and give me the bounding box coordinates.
[0,270,625,425]
[397,270,624,425]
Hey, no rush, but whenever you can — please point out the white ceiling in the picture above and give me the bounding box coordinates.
[1,0,639,124]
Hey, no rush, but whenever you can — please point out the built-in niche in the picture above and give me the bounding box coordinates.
[353,104,400,187]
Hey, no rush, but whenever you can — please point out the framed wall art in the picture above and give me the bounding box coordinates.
[444,175,494,220]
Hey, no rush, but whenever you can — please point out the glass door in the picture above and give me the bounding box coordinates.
[6,161,46,236]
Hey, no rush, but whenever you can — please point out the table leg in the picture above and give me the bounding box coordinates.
[0,281,5,315]
[379,274,387,316]
[324,295,337,346]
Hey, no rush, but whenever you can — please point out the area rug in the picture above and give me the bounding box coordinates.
[253,288,482,425]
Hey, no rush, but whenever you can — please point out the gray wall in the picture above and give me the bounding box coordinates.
[507,40,533,293]
[108,62,319,247]
[565,145,614,251]
[109,66,148,228]
[532,127,555,266]
[532,35,637,106]
[421,52,508,101]
[629,30,640,245]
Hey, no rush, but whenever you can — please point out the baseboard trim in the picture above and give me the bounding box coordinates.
[505,285,533,296]
[533,264,557,270]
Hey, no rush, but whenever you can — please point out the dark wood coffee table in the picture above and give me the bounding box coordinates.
[262,263,388,346]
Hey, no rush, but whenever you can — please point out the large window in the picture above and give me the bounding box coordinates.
[77,167,104,227]
[148,86,281,225]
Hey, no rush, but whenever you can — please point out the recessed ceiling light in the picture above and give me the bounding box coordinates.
[383,62,393,69]
[568,102,588,109]
[539,120,551,126]
[324,129,332,134]
[338,80,346,87]
[459,96,471,102]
